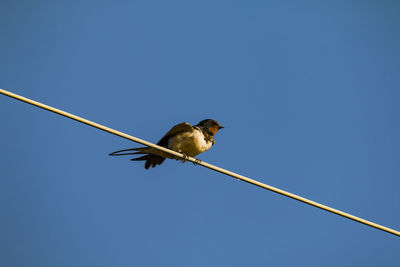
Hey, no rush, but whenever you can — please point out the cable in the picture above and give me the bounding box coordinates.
[1,88,399,237]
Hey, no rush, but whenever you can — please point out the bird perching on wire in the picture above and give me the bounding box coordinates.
[109,119,224,169]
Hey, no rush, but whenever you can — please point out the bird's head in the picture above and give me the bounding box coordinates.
[197,119,224,136]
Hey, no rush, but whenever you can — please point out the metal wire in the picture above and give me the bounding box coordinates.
[1,88,399,237]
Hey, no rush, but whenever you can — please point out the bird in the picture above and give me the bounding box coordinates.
[109,119,224,169]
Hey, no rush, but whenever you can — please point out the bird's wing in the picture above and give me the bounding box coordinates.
[157,122,193,147]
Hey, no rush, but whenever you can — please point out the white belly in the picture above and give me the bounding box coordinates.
[168,129,213,157]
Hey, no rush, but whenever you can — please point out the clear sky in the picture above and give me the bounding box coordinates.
[1,1,399,266]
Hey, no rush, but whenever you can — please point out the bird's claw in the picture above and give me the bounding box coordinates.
[193,158,202,166]
[180,152,189,163]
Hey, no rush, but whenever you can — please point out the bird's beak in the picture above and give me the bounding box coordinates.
[219,126,224,129]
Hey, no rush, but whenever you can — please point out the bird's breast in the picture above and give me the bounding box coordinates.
[167,129,213,157]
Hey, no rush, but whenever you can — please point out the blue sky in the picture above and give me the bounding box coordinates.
[1,1,399,266]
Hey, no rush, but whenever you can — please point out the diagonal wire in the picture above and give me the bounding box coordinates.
[1,88,399,237]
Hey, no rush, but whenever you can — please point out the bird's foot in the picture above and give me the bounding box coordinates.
[193,158,202,166]
[180,152,189,163]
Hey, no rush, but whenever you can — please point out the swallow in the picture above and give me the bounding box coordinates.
[109,119,224,169]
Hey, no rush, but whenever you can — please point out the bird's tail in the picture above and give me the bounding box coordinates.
[130,154,166,169]
[109,147,146,156]
[109,147,166,169]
